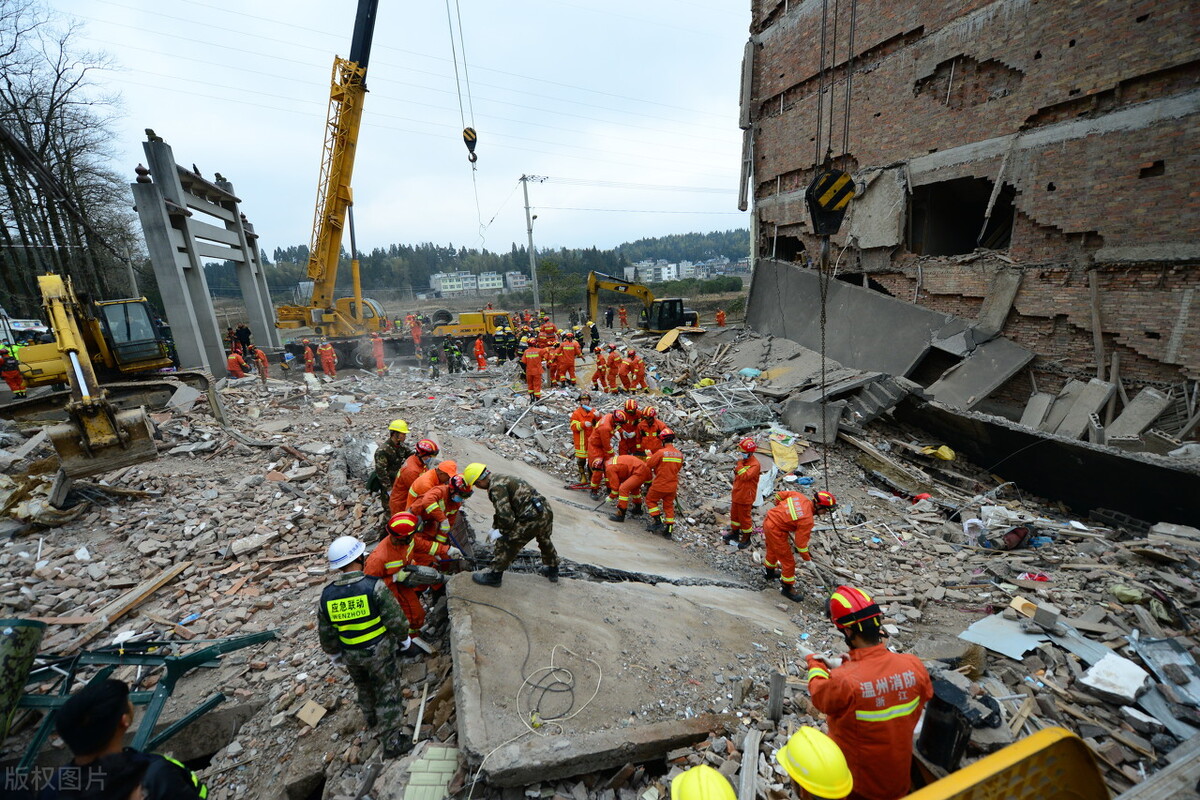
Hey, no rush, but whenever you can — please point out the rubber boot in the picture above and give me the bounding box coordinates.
[662,524,674,539]
[645,516,664,534]
[590,489,601,500]
[471,570,503,587]
[737,535,752,551]
[721,530,738,545]
[763,567,781,582]
[609,508,626,523]
[629,504,644,517]
[542,565,560,583]
[781,584,804,603]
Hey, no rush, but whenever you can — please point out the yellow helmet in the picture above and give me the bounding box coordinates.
[774,727,853,799]
[388,419,409,434]
[670,765,735,800]
[463,462,489,486]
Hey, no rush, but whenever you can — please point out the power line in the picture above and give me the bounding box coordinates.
[541,176,735,194]
[535,206,746,214]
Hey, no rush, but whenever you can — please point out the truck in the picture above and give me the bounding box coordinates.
[585,271,700,334]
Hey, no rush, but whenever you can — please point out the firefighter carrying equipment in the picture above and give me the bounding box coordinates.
[774,726,853,799]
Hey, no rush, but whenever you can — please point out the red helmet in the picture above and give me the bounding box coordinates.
[416,439,439,457]
[578,392,592,404]
[612,410,628,424]
[661,427,675,442]
[640,406,657,420]
[624,399,639,414]
[739,438,757,453]
[827,585,882,631]
[814,490,838,509]
[565,332,574,339]
[448,475,472,495]
[387,511,419,539]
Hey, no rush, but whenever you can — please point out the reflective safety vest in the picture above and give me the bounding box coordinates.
[320,576,387,649]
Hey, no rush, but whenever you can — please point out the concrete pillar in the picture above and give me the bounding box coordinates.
[140,139,228,377]
[214,176,279,349]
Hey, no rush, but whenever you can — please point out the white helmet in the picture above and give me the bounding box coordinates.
[327,535,365,569]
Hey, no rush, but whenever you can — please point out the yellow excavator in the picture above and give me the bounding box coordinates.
[274,0,386,339]
[585,271,700,334]
[16,274,159,478]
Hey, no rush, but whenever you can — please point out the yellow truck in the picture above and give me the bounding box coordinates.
[430,309,513,340]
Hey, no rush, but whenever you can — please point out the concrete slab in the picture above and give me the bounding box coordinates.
[1054,378,1117,440]
[1108,387,1172,438]
[449,574,788,786]
[781,398,845,445]
[924,336,1034,410]
[975,269,1023,338]
[1041,380,1088,433]
[1019,393,1055,429]
[847,166,906,249]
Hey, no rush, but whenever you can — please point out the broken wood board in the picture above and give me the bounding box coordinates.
[64,561,192,654]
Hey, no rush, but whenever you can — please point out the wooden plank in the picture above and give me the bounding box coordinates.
[65,561,192,653]
[225,576,250,595]
[737,728,762,800]
[1008,695,1035,735]
[22,615,97,625]
[1115,732,1200,798]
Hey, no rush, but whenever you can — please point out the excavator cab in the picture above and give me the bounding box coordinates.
[644,299,700,333]
[94,299,171,371]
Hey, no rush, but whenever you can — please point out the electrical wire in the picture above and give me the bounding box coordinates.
[540,176,734,194]
[535,206,745,215]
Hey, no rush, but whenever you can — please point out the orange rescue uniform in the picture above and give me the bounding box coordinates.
[363,536,439,635]
[807,644,933,800]
[412,484,466,545]
[302,344,315,373]
[226,353,249,378]
[587,413,618,489]
[404,462,456,511]
[521,345,543,399]
[617,413,640,456]
[558,339,581,384]
[570,406,597,459]
[389,454,428,516]
[474,337,487,370]
[763,491,814,585]
[730,453,761,537]
[317,343,337,377]
[638,418,668,455]
[645,445,683,526]
[605,454,651,511]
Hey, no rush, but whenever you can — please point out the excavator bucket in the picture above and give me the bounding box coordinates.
[48,406,158,479]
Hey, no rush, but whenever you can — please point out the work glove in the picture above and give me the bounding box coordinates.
[488,528,503,542]
[447,546,463,560]
[805,654,831,680]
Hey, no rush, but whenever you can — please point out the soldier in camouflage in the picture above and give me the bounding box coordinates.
[318,535,421,757]
[462,463,558,587]
[372,420,414,515]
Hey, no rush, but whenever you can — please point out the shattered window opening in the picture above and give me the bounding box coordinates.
[908,177,1015,256]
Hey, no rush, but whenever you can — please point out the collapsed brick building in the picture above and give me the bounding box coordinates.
[738,0,1199,419]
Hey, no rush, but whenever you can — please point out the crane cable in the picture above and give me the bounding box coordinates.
[444,0,485,245]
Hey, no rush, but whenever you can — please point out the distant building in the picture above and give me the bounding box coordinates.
[477,271,504,293]
[505,271,529,291]
[623,266,638,282]
[430,271,478,296]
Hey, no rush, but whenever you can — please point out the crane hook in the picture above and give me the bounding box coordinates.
[463,127,478,163]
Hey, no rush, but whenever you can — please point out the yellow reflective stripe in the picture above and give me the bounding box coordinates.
[797,546,810,553]
[425,501,441,513]
[807,667,830,681]
[736,466,750,475]
[787,498,799,520]
[384,560,406,569]
[340,626,386,645]
[337,615,382,632]
[663,457,682,463]
[855,697,920,722]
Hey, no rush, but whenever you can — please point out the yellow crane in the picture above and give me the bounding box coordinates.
[274,0,387,338]
[585,271,700,334]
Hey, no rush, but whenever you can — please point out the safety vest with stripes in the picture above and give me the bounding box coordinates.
[320,576,387,649]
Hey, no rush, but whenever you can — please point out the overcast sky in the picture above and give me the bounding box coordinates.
[48,0,751,257]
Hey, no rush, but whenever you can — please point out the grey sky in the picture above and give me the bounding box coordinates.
[48,0,751,257]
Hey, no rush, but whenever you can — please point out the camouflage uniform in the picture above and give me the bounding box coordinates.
[486,474,558,572]
[374,438,414,514]
[317,570,409,730]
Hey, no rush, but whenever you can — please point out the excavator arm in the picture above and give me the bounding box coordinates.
[586,271,657,324]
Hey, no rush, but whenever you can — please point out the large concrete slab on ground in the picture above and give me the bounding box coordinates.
[448,573,790,786]
[925,336,1035,410]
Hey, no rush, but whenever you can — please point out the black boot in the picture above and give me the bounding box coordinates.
[609,509,626,522]
[645,517,664,533]
[721,530,738,544]
[629,504,644,517]
[590,489,601,500]
[764,567,781,581]
[542,565,560,583]
[781,584,804,603]
[737,535,752,551]
[472,570,503,587]
[662,524,674,539]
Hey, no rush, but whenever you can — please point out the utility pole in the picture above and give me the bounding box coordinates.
[521,175,543,312]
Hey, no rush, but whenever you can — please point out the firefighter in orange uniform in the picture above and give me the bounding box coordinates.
[605,454,651,523]
[317,341,337,378]
[723,438,761,549]
[410,318,423,350]
[226,350,250,378]
[389,439,439,516]
[617,398,641,455]
[764,489,838,602]
[618,305,628,328]
[569,394,598,485]
[586,409,625,498]
[371,332,387,376]
[558,332,582,386]
[249,345,269,387]
[644,429,682,538]
[364,512,433,637]
[805,585,933,800]
[413,475,472,546]
[302,339,315,373]
[403,460,457,511]
[589,345,607,392]
[473,335,487,371]
[626,348,648,391]
[715,309,726,327]
[521,338,543,402]
[637,406,668,455]
[0,348,26,398]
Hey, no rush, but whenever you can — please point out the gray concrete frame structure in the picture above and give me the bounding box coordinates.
[132,135,280,378]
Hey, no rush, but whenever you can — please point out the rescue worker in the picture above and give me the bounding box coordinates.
[413,474,472,546]
[618,305,628,328]
[364,511,443,637]
[617,398,641,456]
[605,306,615,328]
[319,536,421,757]
[616,347,633,392]
[629,349,648,391]
[805,586,933,800]
[390,439,439,516]
[588,319,601,350]
[317,340,337,378]
[558,332,582,385]
[604,344,622,393]
[302,338,315,373]
[371,331,387,376]
[605,453,651,522]
[410,317,423,350]
[473,335,487,371]
[0,347,27,399]
[465,463,558,586]
[250,345,270,388]
[372,419,412,515]
[404,459,458,511]
[569,393,598,485]
[226,350,250,378]
[715,309,727,327]
[521,337,544,402]
[444,340,459,374]
[764,489,838,602]
[638,406,668,455]
[670,765,736,800]
[545,338,563,386]
[774,727,854,799]
[723,438,761,549]
[590,345,607,392]
[587,408,626,498]
[428,346,441,379]
[644,429,682,537]
[41,678,209,799]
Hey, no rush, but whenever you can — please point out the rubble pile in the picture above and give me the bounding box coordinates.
[0,322,1196,799]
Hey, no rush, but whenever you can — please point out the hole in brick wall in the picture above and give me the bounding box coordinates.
[1034,50,1042,60]
[913,56,1025,109]
[1145,331,1162,339]
[1139,160,1165,178]
[1136,13,1150,22]
[909,348,964,388]
[908,177,1015,256]
[1068,88,1081,96]
[769,234,807,263]
[1068,39,1076,47]
[1047,182,1057,191]
[836,273,894,296]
